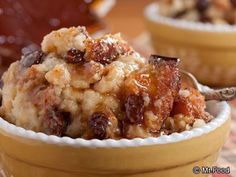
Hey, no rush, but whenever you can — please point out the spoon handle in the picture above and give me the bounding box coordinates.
[202,87,236,101]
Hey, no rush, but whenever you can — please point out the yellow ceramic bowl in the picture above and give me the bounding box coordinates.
[0,94,231,177]
[144,3,236,86]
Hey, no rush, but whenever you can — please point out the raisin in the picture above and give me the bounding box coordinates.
[85,37,131,65]
[88,112,109,139]
[231,0,236,7]
[196,0,210,12]
[21,50,46,68]
[90,40,118,65]
[125,95,144,124]
[44,107,71,136]
[65,48,85,64]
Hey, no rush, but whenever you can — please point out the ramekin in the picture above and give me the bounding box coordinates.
[144,3,236,86]
[0,86,231,177]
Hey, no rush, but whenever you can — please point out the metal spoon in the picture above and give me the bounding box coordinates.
[181,70,236,101]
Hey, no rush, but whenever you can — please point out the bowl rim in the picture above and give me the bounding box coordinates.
[144,2,236,33]
[0,86,231,148]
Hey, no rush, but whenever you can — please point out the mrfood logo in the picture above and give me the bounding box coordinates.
[193,166,230,174]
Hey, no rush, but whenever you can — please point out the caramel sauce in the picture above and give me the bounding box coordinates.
[0,0,105,75]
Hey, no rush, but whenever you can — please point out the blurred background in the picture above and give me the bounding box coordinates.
[105,0,153,37]
[0,0,153,74]
[0,0,235,176]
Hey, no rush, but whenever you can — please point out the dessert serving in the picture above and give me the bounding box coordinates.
[145,1,236,86]
[0,26,213,140]
[158,0,236,24]
[0,26,231,177]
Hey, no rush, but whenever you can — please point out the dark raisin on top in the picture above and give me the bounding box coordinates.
[88,112,109,139]
[125,94,144,124]
[65,48,85,64]
[85,37,131,65]
[21,50,46,68]
[196,0,210,12]
[44,107,71,136]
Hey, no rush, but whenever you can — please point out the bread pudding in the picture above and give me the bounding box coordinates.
[158,0,236,25]
[0,26,212,139]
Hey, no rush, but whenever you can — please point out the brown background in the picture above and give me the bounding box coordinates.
[105,0,154,38]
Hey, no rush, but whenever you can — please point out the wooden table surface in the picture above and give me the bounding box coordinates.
[105,0,154,38]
